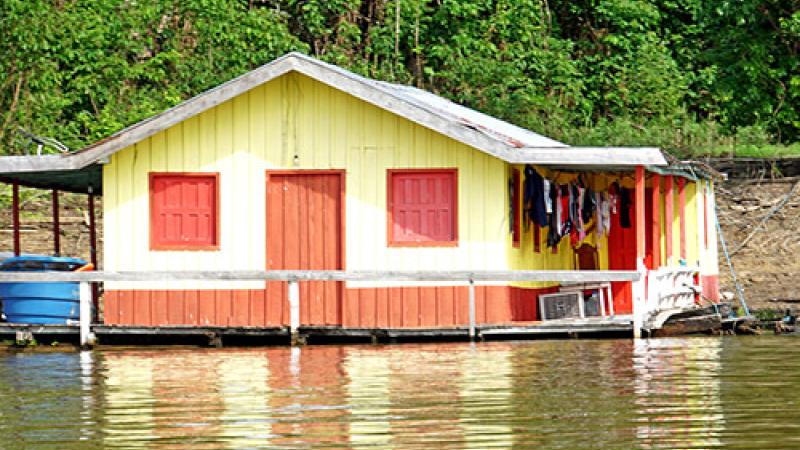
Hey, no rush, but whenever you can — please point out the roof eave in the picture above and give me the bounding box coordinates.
[510,147,667,166]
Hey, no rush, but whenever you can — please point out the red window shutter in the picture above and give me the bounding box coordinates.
[150,173,219,250]
[389,170,457,245]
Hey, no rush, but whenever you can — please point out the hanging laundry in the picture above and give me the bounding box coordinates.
[581,186,595,224]
[560,184,572,237]
[576,185,588,244]
[547,184,560,248]
[523,165,548,227]
[595,191,604,241]
[609,182,619,215]
[602,192,611,234]
[543,179,553,214]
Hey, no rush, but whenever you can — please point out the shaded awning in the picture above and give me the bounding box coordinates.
[0,164,101,194]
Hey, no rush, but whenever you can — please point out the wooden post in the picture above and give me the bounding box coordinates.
[52,189,60,256]
[12,182,20,256]
[88,191,99,321]
[468,279,476,340]
[288,280,300,344]
[633,166,647,339]
[79,281,92,347]
[88,191,97,268]
[650,173,661,269]
[664,176,673,266]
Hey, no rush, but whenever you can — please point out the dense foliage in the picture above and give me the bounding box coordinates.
[1,0,798,157]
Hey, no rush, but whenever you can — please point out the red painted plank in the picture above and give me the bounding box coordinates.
[132,291,151,326]
[485,286,510,324]
[401,288,417,327]
[341,289,357,327]
[664,176,674,263]
[249,289,266,327]
[650,173,661,269]
[455,286,469,325]
[437,287,455,326]
[266,172,343,327]
[184,290,199,325]
[104,291,119,324]
[375,288,389,328]
[167,291,185,325]
[215,290,232,327]
[152,291,168,326]
[678,178,687,260]
[231,290,250,326]
[197,290,216,325]
[419,288,437,327]
[475,286,487,325]
[360,287,377,328]
[635,166,646,261]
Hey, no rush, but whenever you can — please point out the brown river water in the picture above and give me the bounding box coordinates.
[0,336,797,449]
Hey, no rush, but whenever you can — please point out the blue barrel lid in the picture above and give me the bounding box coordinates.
[0,255,88,272]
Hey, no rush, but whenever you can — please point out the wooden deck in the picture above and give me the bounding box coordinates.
[0,316,634,346]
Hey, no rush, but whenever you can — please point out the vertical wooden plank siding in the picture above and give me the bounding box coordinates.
[664,176,673,265]
[266,172,343,326]
[650,173,661,269]
[678,177,687,260]
[100,70,668,328]
[635,166,646,261]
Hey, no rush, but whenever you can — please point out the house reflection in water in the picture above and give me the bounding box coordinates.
[634,337,724,449]
[98,341,728,449]
[97,345,519,449]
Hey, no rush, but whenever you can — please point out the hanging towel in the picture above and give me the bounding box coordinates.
[523,165,548,227]
[543,179,553,214]
[547,184,561,247]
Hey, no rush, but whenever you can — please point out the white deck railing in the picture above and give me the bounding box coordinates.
[0,270,641,346]
[642,267,701,330]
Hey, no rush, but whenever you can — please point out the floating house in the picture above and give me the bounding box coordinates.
[0,53,722,339]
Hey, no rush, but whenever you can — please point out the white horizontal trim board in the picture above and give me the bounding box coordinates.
[0,269,640,283]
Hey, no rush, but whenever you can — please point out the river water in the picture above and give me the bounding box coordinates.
[0,336,796,449]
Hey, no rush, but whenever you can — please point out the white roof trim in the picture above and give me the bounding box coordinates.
[511,147,666,166]
[0,52,668,173]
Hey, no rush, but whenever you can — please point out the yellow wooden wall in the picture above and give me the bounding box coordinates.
[102,70,718,291]
[103,72,508,290]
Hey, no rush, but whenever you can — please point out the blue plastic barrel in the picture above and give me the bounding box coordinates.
[0,256,88,325]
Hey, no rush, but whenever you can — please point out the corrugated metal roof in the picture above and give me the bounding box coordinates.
[371,82,567,149]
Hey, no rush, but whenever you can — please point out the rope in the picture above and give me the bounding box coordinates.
[716,201,751,317]
[730,180,800,256]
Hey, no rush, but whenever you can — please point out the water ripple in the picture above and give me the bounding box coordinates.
[2,336,800,448]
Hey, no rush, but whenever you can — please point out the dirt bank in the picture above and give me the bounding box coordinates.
[716,179,800,311]
[0,187,101,263]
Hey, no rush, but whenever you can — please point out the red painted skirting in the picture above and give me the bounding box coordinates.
[701,275,720,302]
[104,285,560,327]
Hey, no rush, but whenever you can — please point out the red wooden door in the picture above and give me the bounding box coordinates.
[266,171,343,325]
[607,188,639,314]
